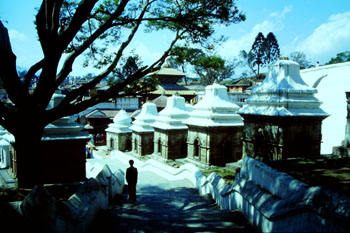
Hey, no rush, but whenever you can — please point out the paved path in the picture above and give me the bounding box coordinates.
[87,148,256,233]
[88,182,255,233]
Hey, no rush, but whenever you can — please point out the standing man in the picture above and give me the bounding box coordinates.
[126,159,138,203]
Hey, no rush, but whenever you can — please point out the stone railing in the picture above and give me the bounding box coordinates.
[196,156,350,232]
[13,163,125,233]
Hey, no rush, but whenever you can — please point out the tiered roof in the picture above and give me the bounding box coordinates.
[184,83,243,127]
[238,60,328,117]
[130,102,158,132]
[152,95,191,130]
[106,110,132,133]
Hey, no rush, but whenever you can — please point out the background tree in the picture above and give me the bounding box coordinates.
[249,32,280,76]
[326,51,350,65]
[263,32,280,64]
[193,55,238,85]
[170,46,237,85]
[289,51,311,69]
[250,32,265,75]
[239,49,257,76]
[169,46,205,85]
[0,0,245,187]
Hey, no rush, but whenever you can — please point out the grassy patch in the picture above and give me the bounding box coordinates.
[201,166,236,184]
[266,157,350,196]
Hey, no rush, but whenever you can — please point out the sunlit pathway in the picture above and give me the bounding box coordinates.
[87,148,256,232]
[87,160,255,232]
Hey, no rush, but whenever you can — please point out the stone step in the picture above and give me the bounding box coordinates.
[87,188,256,233]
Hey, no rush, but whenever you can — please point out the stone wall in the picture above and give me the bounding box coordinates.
[195,156,350,232]
[107,132,132,152]
[333,92,350,157]
[153,128,187,160]
[17,163,125,233]
[187,125,243,166]
[242,115,322,160]
[132,131,154,156]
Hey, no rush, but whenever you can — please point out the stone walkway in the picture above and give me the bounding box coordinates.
[88,178,255,233]
[87,148,256,233]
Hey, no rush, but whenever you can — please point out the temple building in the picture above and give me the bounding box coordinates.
[83,110,112,146]
[238,59,328,161]
[152,95,190,161]
[148,60,197,102]
[184,83,244,166]
[106,109,132,152]
[40,93,91,183]
[130,102,158,156]
[0,126,14,169]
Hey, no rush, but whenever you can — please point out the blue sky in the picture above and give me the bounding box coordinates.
[1,0,350,77]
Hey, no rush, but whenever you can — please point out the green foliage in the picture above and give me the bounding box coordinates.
[250,32,265,66]
[170,46,237,85]
[326,51,350,65]
[248,32,280,75]
[264,32,280,64]
[194,55,237,85]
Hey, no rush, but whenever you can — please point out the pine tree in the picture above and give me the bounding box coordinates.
[264,32,280,64]
[250,32,266,75]
[249,32,280,76]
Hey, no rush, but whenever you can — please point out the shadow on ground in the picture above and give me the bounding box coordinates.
[87,186,256,233]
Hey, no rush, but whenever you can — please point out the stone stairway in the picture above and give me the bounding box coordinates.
[87,184,256,233]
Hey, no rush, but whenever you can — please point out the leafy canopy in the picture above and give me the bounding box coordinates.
[0,0,245,134]
[170,45,238,85]
[326,51,350,65]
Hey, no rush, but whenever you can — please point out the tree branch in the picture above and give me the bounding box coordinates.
[0,20,26,107]
[60,0,150,106]
[24,59,44,91]
[55,0,131,89]
[58,0,98,52]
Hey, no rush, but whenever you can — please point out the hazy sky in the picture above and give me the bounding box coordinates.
[1,0,350,77]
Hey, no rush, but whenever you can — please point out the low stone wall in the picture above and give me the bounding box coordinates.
[99,151,350,232]
[16,164,124,233]
[195,156,350,232]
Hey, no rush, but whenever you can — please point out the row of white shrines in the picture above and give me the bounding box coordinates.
[0,60,329,174]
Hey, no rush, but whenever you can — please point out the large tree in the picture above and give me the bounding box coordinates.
[170,46,237,85]
[249,32,280,76]
[250,32,265,75]
[193,55,238,85]
[0,0,245,187]
[263,32,280,64]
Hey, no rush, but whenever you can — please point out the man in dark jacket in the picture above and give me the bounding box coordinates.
[126,160,138,203]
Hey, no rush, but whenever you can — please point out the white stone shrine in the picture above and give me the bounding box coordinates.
[40,93,91,183]
[152,95,190,160]
[184,83,244,166]
[0,126,14,169]
[105,109,132,152]
[238,59,328,160]
[130,102,158,156]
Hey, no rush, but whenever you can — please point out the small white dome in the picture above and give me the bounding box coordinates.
[106,110,132,133]
[130,103,158,132]
[184,83,243,127]
[113,109,132,124]
[153,95,190,130]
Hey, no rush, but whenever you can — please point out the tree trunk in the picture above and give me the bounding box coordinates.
[13,121,45,188]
